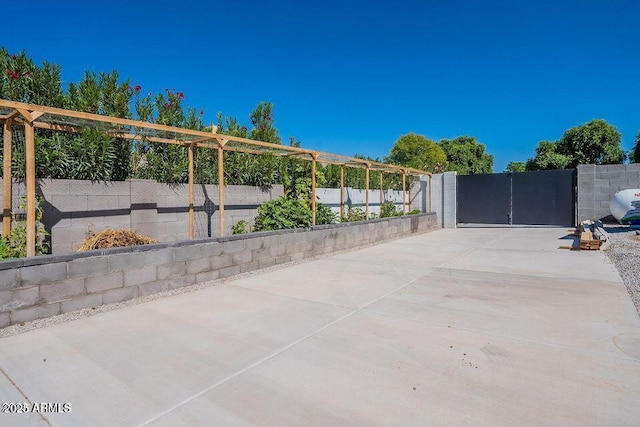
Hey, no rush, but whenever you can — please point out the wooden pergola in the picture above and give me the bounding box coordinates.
[0,100,432,256]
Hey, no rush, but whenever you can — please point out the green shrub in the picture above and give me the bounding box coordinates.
[253,197,312,231]
[0,197,49,260]
[408,209,421,215]
[340,206,366,222]
[315,203,337,225]
[232,220,250,235]
[380,201,401,218]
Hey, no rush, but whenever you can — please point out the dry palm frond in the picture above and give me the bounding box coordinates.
[78,228,158,251]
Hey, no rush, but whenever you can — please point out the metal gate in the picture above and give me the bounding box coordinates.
[457,169,576,226]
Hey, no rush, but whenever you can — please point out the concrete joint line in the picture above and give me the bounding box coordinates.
[436,228,512,269]
[0,365,52,426]
[138,270,428,426]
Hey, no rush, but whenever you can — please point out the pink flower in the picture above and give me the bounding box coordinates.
[176,92,185,99]
[133,85,141,92]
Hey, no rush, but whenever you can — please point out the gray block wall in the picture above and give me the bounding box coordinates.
[0,178,283,254]
[0,212,438,328]
[316,187,407,217]
[411,172,457,228]
[577,164,640,222]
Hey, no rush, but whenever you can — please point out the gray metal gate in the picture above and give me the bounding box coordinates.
[457,169,576,226]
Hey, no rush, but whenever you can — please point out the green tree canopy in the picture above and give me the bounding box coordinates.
[249,102,281,144]
[555,119,625,167]
[631,131,640,163]
[386,133,447,172]
[505,161,526,172]
[438,135,493,175]
[525,140,571,171]
[525,119,625,170]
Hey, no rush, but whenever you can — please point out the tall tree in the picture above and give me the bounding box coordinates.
[525,141,571,171]
[631,131,640,163]
[386,133,447,172]
[505,161,526,172]
[249,102,280,144]
[555,119,625,167]
[438,135,493,174]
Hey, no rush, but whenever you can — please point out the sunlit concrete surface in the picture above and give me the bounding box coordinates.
[1,228,639,426]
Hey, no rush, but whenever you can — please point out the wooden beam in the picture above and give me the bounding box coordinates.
[339,166,344,219]
[282,151,312,157]
[2,119,12,237]
[311,153,317,226]
[402,173,406,213]
[188,143,195,239]
[379,171,384,208]
[365,164,370,218]
[16,108,35,123]
[24,120,36,256]
[428,175,432,213]
[30,111,45,121]
[0,99,431,179]
[221,146,269,156]
[0,99,312,156]
[33,121,225,153]
[32,121,186,146]
[15,109,44,124]
[0,110,20,121]
[218,145,225,236]
[188,135,217,145]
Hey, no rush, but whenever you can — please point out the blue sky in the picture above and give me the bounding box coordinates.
[3,0,639,171]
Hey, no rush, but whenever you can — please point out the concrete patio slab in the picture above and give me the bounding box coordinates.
[154,309,639,426]
[0,227,638,426]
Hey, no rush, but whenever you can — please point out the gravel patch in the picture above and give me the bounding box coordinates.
[603,226,640,316]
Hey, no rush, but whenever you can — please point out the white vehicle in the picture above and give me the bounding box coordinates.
[610,189,640,224]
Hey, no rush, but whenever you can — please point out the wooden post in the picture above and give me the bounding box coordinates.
[2,119,12,237]
[218,144,225,236]
[24,120,36,257]
[311,153,317,225]
[379,171,383,208]
[188,143,194,239]
[402,172,406,213]
[339,165,344,219]
[428,174,432,213]
[365,164,370,218]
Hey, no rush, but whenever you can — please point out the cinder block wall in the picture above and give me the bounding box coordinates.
[0,213,438,328]
[0,178,283,254]
[411,172,457,228]
[577,164,640,222]
[316,187,406,217]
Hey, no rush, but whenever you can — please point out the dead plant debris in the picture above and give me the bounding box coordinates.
[78,228,158,251]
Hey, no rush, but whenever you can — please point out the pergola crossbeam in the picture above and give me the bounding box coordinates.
[0,99,432,251]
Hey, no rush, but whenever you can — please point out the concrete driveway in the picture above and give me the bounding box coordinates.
[1,228,639,426]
